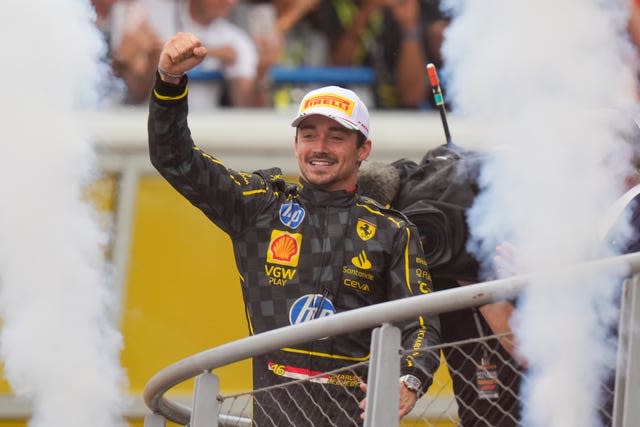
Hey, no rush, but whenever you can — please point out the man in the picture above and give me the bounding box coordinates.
[148,32,440,426]
[140,0,258,107]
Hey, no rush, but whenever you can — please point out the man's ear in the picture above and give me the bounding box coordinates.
[358,139,372,162]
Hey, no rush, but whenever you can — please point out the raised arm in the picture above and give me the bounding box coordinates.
[148,32,276,236]
[387,0,427,108]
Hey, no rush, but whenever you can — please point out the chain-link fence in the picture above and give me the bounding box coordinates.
[212,331,622,427]
[412,335,524,427]
[213,334,525,426]
[143,256,640,427]
[220,363,368,426]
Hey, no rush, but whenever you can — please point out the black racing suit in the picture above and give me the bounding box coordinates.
[148,76,441,426]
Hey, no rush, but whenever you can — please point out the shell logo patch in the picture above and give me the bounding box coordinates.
[301,94,354,115]
[267,230,302,267]
[351,250,372,270]
[356,219,376,241]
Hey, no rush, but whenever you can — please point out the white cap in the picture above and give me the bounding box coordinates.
[291,86,370,138]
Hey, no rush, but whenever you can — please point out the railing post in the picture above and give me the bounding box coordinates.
[364,323,401,427]
[613,274,640,427]
[191,372,220,427]
[144,413,166,427]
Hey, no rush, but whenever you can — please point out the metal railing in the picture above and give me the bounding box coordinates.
[143,252,640,427]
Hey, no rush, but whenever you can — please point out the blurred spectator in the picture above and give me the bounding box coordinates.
[99,0,453,108]
[315,0,429,109]
[212,0,455,109]
[231,0,331,107]
[113,0,259,107]
[90,0,161,104]
[92,0,120,42]
[91,0,122,104]
[329,0,452,109]
[234,0,431,109]
[112,2,163,104]
[146,0,259,107]
[419,0,452,110]
[370,0,451,109]
[232,1,284,106]
[272,0,331,67]
[421,0,450,71]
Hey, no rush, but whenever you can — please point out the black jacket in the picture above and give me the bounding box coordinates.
[148,77,441,396]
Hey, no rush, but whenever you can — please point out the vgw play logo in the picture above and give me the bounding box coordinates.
[289,294,336,325]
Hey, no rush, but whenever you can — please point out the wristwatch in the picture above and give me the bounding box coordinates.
[399,374,423,397]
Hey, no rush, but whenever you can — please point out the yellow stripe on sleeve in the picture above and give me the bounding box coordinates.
[245,306,254,335]
[356,203,403,228]
[281,347,370,362]
[356,203,384,216]
[153,87,189,101]
[193,147,225,166]
[242,189,267,196]
[404,227,413,294]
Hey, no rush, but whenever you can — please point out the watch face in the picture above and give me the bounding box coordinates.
[400,375,421,392]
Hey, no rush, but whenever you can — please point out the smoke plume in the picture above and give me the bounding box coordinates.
[0,1,126,426]
[442,0,638,426]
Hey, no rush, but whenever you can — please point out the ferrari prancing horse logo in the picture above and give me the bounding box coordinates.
[356,219,376,241]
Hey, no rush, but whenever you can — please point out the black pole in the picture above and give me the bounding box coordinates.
[426,63,452,147]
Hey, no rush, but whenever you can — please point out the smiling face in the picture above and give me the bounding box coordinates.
[294,115,371,192]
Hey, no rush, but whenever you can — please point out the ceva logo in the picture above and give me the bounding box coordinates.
[289,294,336,325]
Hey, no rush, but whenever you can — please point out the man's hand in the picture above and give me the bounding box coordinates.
[358,381,418,420]
[398,381,419,418]
[158,32,207,84]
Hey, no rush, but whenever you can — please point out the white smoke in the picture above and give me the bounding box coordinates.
[442,0,638,426]
[0,1,126,427]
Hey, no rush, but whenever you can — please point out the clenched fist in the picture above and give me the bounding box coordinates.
[157,32,208,84]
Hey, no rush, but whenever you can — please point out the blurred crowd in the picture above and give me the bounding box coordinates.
[94,0,640,110]
[92,0,451,109]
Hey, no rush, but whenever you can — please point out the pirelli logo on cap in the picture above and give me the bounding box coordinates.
[267,230,303,267]
[301,94,354,116]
